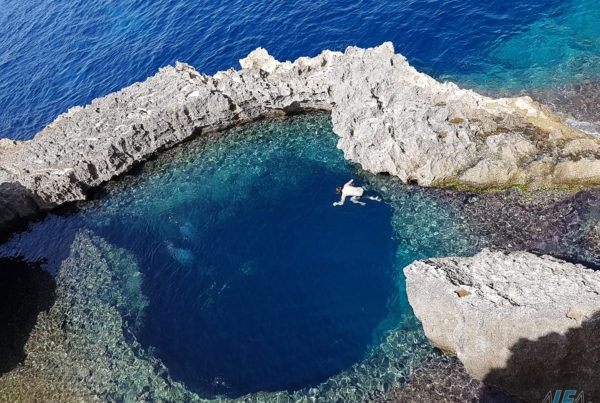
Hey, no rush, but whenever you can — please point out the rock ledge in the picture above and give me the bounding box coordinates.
[3,43,600,230]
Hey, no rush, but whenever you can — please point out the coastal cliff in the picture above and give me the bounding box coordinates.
[2,43,600,231]
[404,249,600,401]
[1,43,600,401]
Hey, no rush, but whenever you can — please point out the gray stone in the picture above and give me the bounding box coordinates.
[404,249,600,401]
[2,43,600,231]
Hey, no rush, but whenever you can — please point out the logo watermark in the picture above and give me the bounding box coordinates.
[541,390,587,403]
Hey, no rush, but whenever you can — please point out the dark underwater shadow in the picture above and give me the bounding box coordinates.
[0,181,42,243]
[483,311,600,402]
[0,257,56,375]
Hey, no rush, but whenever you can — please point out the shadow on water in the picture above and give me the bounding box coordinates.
[0,182,43,244]
[0,257,55,375]
[483,311,600,402]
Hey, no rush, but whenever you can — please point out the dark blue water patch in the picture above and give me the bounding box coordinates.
[134,167,394,396]
[1,0,589,140]
[91,116,396,397]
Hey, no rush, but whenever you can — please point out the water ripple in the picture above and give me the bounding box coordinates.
[2,0,595,140]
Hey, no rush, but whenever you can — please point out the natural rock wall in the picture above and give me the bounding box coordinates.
[404,249,600,401]
[2,43,600,231]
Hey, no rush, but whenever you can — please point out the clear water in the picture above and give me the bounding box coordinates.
[2,0,600,140]
[445,0,600,91]
[0,115,471,397]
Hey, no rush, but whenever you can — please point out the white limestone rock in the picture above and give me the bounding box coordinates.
[404,249,600,401]
[2,43,600,231]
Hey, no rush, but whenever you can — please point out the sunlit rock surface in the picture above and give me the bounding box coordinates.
[2,43,600,231]
[404,249,600,401]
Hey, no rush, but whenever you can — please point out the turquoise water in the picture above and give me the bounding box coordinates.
[446,0,600,91]
[1,0,600,140]
[0,115,473,398]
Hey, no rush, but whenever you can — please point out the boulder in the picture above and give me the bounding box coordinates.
[404,249,600,401]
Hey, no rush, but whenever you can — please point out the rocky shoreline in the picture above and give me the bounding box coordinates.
[2,43,600,232]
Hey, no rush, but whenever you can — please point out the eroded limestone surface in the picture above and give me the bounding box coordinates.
[2,43,600,231]
[404,249,600,401]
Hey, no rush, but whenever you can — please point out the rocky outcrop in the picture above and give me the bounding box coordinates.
[2,43,600,230]
[404,249,600,401]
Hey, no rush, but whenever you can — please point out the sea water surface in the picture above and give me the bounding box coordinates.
[1,0,600,140]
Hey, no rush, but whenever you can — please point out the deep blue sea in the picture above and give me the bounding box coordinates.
[1,0,600,140]
[1,0,600,400]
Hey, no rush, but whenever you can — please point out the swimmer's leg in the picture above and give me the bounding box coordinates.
[351,196,366,206]
[366,195,382,202]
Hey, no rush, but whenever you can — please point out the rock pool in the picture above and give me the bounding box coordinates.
[1,114,599,401]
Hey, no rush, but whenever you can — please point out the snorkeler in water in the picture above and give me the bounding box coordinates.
[333,179,381,206]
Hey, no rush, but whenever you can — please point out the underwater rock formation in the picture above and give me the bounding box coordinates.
[529,80,600,137]
[0,258,55,376]
[404,249,600,401]
[0,231,198,402]
[2,43,600,230]
[0,229,499,401]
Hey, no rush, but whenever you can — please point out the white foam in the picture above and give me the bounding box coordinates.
[565,118,600,138]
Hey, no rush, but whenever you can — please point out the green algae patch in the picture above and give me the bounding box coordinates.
[448,117,465,125]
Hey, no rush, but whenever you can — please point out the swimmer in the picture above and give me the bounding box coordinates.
[333,179,381,206]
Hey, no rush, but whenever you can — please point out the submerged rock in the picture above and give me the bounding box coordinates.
[0,231,198,402]
[404,249,600,401]
[2,43,600,231]
[529,80,600,137]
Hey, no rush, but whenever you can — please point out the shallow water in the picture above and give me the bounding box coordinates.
[447,0,600,91]
[2,0,600,140]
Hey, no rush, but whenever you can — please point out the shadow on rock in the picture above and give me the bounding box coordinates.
[0,181,41,242]
[0,257,55,375]
[484,311,600,402]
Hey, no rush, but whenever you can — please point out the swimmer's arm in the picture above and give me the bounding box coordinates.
[344,179,354,187]
[333,194,347,206]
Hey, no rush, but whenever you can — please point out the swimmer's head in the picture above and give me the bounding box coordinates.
[335,187,342,194]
